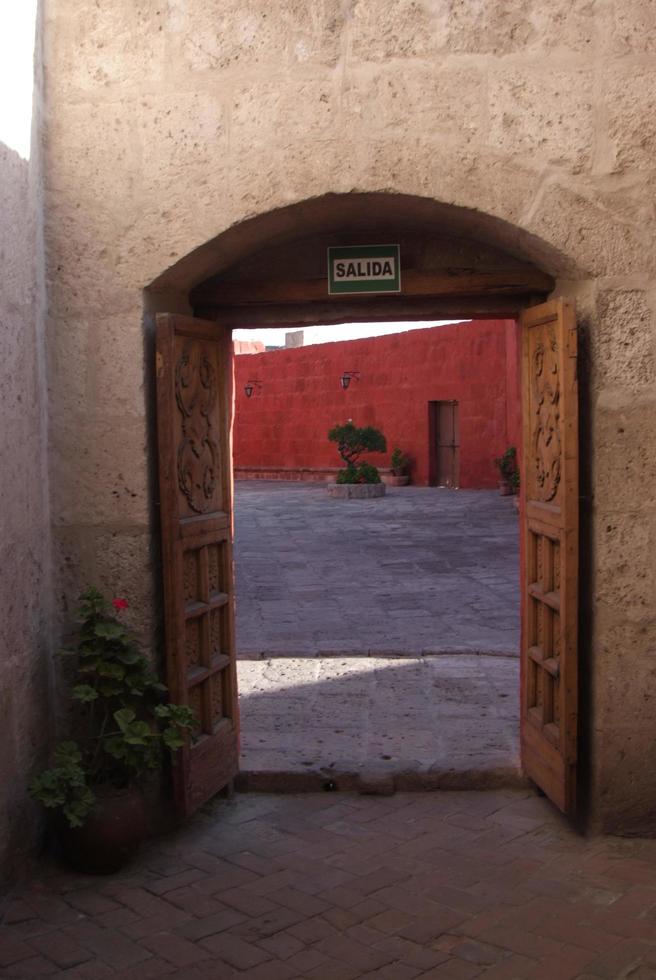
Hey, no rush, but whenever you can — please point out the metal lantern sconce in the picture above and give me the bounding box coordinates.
[244,379,262,398]
[340,371,360,391]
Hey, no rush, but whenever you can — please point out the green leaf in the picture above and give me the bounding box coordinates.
[162,728,184,750]
[116,648,141,665]
[71,684,99,703]
[114,708,136,731]
[94,622,125,640]
[104,736,129,760]
[54,741,84,765]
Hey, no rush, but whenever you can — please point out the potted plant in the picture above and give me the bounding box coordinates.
[29,588,195,874]
[510,468,520,510]
[327,422,387,497]
[494,447,518,496]
[386,448,411,487]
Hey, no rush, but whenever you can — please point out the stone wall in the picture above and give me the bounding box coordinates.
[234,321,521,487]
[0,3,52,886]
[43,1,656,834]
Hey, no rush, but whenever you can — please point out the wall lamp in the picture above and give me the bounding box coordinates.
[244,379,262,398]
[340,371,360,391]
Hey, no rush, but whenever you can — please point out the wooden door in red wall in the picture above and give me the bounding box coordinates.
[429,400,460,487]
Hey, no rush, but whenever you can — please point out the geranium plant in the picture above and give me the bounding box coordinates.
[29,588,195,828]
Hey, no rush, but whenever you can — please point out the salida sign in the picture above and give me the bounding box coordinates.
[327,245,401,295]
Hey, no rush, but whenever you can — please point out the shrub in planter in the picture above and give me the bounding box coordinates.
[29,588,195,873]
[336,461,382,484]
[388,448,411,486]
[494,447,518,496]
[328,421,386,485]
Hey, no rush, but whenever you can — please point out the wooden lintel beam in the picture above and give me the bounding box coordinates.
[194,293,544,328]
[190,268,554,308]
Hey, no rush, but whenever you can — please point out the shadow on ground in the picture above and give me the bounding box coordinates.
[237,655,521,792]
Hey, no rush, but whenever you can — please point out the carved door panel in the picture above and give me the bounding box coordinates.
[156,313,239,816]
[519,299,578,814]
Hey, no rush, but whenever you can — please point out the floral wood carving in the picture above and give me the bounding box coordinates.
[175,340,219,513]
[532,330,561,502]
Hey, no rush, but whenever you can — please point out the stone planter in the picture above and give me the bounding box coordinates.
[383,474,410,487]
[327,483,386,499]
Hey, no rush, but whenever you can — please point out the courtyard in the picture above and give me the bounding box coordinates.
[234,483,520,659]
[234,483,521,789]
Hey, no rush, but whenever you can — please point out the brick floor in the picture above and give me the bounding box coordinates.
[3,790,656,978]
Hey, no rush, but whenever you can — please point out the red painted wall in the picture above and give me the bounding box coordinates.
[234,320,522,488]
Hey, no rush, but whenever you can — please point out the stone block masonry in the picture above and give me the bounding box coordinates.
[38,0,656,839]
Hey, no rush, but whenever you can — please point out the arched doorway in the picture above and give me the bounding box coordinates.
[146,193,580,823]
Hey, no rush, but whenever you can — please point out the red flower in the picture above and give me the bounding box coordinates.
[112,598,129,611]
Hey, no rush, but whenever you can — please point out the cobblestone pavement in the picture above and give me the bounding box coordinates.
[234,483,520,658]
[3,790,656,979]
[238,657,520,790]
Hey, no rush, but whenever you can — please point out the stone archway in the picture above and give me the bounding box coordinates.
[146,192,589,824]
[138,190,653,836]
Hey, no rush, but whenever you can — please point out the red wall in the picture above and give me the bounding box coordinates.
[234,320,522,488]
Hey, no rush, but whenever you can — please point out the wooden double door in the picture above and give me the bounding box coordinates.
[155,300,579,818]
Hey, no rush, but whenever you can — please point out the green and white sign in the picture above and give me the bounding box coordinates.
[328,244,401,295]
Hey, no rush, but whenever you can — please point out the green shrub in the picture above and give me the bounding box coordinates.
[494,446,517,480]
[336,462,381,484]
[328,422,386,467]
[391,448,410,475]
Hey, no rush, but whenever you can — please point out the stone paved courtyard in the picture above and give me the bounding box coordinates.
[3,790,656,979]
[237,657,521,791]
[234,484,520,786]
[234,483,520,658]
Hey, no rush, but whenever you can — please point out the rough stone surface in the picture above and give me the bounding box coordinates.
[4,790,656,978]
[235,483,519,657]
[0,23,52,886]
[237,655,521,790]
[326,483,386,499]
[593,289,656,391]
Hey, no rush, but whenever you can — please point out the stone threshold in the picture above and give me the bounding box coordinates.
[236,765,528,794]
[238,647,520,659]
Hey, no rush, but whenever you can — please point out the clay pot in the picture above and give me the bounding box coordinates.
[383,474,410,487]
[58,785,146,875]
[498,479,513,496]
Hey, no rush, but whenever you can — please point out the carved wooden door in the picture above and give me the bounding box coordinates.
[156,313,239,816]
[519,299,578,814]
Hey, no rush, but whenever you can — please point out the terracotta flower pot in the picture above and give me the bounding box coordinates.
[498,479,513,496]
[58,785,146,875]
